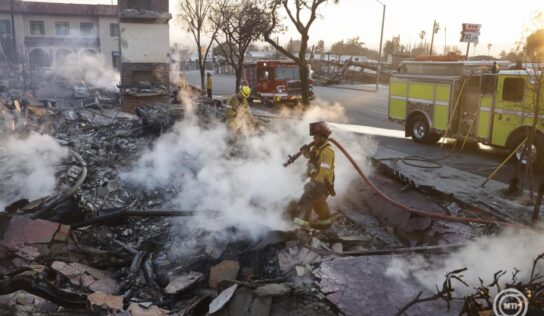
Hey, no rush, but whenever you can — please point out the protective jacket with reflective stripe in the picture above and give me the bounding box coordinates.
[308,142,335,185]
[226,95,251,122]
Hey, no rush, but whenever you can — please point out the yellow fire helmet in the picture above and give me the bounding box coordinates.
[240,85,251,98]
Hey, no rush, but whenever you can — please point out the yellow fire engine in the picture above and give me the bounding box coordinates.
[388,61,544,171]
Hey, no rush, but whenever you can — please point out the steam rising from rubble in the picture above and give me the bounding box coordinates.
[122,94,375,243]
[0,133,69,211]
[385,229,544,295]
[43,54,120,93]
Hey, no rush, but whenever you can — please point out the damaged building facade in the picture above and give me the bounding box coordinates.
[0,1,119,70]
[119,0,171,113]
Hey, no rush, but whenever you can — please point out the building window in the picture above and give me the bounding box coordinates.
[0,20,11,35]
[30,21,45,35]
[128,0,151,10]
[55,22,70,36]
[110,23,119,37]
[80,23,95,36]
[112,51,120,70]
[502,78,525,102]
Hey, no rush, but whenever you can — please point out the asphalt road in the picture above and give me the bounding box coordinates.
[183,71,543,186]
[184,71,397,129]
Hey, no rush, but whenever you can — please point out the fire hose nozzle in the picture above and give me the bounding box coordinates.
[283,155,296,167]
[284,142,313,167]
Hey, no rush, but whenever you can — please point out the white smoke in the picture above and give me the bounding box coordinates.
[385,228,544,296]
[122,95,376,241]
[46,54,120,92]
[0,133,69,211]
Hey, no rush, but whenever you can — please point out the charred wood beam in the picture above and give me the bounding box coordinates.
[113,239,139,255]
[310,243,466,257]
[397,253,544,315]
[72,209,218,228]
[31,150,88,220]
[70,232,111,256]
[0,274,87,309]
[395,268,468,316]
[219,276,288,288]
[531,182,544,223]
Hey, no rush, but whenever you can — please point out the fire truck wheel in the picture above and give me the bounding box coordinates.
[260,97,272,107]
[409,114,438,144]
[509,132,544,172]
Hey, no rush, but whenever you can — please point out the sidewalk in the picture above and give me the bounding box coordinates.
[321,83,388,92]
[372,146,540,225]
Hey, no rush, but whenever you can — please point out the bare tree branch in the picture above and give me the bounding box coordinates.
[263,0,337,104]
[179,0,219,90]
[212,0,271,92]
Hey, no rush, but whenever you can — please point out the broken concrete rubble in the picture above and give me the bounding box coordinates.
[127,302,169,316]
[209,284,238,314]
[87,291,123,312]
[215,286,272,316]
[315,256,463,315]
[51,261,119,294]
[209,260,241,289]
[2,217,70,245]
[2,84,539,316]
[164,271,204,294]
[254,283,291,296]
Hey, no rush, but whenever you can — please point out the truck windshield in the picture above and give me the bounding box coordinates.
[276,66,300,80]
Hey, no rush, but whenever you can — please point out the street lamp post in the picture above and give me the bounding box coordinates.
[375,0,385,91]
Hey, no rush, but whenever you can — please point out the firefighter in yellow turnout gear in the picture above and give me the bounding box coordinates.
[226,85,257,134]
[293,122,336,229]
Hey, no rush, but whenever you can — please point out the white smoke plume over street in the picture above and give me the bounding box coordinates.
[385,228,544,295]
[0,133,69,211]
[122,95,376,243]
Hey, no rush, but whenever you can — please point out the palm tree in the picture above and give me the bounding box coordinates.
[419,30,426,48]
[487,43,493,56]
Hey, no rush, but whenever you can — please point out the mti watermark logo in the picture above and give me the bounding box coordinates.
[493,288,528,316]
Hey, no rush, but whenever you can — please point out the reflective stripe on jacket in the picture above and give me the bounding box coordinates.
[308,142,335,185]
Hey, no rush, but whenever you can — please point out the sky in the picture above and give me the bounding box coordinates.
[25,0,543,56]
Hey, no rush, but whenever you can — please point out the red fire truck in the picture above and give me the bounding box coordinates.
[243,60,314,105]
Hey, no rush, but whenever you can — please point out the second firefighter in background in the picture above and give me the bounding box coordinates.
[206,72,213,99]
[226,84,257,134]
[293,122,335,229]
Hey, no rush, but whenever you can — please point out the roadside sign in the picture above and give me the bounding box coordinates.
[460,23,481,43]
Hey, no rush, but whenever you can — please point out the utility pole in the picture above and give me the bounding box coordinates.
[429,20,439,55]
[327,51,330,77]
[375,0,385,91]
[10,0,16,64]
[444,26,447,55]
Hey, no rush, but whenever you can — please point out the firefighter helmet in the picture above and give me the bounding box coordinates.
[309,121,331,137]
[240,85,251,98]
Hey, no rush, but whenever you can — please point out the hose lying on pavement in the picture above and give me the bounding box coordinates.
[329,138,533,229]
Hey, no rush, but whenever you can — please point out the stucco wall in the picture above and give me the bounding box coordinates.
[120,23,169,63]
[98,16,120,67]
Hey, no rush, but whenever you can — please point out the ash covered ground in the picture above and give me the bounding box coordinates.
[1,81,543,316]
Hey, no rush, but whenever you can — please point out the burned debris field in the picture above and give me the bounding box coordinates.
[1,82,543,316]
[1,0,544,315]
